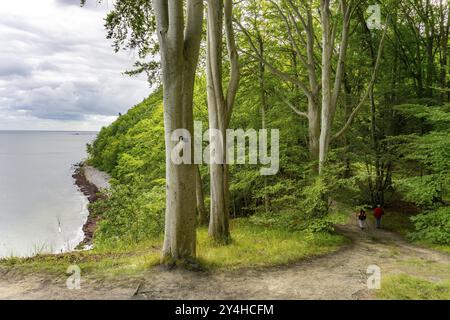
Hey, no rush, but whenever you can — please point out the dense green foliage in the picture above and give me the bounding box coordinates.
[391,104,450,244]
[87,90,166,246]
[86,0,449,250]
[410,207,450,245]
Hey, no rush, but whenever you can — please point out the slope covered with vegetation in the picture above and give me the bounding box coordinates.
[86,81,450,252]
[1,0,449,300]
[82,0,450,268]
[86,88,450,252]
[86,78,351,251]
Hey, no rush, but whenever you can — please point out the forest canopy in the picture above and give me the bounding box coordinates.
[85,0,449,261]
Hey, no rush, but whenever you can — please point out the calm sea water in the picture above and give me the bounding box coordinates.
[0,131,97,258]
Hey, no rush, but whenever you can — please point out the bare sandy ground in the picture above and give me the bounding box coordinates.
[83,165,111,190]
[1,222,449,300]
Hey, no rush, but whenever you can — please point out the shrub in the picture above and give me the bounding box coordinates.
[249,209,336,234]
[409,207,450,245]
[93,183,165,248]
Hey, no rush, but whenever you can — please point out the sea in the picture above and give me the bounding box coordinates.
[0,131,97,258]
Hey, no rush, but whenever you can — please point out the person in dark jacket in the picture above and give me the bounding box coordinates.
[357,209,367,230]
[374,205,384,229]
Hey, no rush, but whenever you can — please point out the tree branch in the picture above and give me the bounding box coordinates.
[331,0,352,112]
[224,0,240,124]
[331,23,389,142]
[206,0,226,126]
[269,0,310,70]
[235,19,312,100]
[283,98,309,119]
[272,89,309,119]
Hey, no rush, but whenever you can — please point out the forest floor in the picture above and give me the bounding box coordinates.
[1,218,449,299]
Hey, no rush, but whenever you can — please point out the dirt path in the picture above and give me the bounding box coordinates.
[1,223,449,300]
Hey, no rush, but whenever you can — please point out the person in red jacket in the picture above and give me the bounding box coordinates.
[374,204,384,229]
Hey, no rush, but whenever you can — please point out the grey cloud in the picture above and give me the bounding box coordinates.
[7,78,145,121]
[36,61,60,72]
[0,0,150,129]
[0,62,32,78]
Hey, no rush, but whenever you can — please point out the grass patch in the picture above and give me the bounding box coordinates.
[327,205,351,225]
[197,219,347,269]
[375,210,450,254]
[0,218,347,277]
[381,211,415,236]
[0,241,161,278]
[377,274,450,300]
[396,258,450,279]
[415,242,450,255]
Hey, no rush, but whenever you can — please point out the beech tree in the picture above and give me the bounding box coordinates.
[237,0,387,173]
[153,0,204,262]
[205,0,240,242]
[99,0,204,263]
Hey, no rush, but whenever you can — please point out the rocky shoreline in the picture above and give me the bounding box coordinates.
[72,163,109,247]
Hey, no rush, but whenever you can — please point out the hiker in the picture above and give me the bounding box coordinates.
[374,204,384,229]
[357,209,367,230]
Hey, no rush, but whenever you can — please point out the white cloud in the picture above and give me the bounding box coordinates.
[0,0,151,131]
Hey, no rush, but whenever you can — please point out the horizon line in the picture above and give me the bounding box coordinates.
[0,129,99,133]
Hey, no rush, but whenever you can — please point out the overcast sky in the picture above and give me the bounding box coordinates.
[0,0,150,131]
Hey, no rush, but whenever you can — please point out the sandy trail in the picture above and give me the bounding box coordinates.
[1,222,449,300]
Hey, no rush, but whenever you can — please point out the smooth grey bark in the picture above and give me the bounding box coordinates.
[256,32,270,213]
[318,0,353,173]
[318,0,333,173]
[206,0,239,242]
[153,0,203,263]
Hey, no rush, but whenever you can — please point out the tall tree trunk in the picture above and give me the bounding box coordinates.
[319,0,334,173]
[439,0,449,102]
[416,39,425,99]
[361,10,384,206]
[308,98,320,161]
[342,72,353,178]
[256,32,270,213]
[369,89,384,206]
[206,0,239,243]
[319,0,352,173]
[425,0,435,98]
[153,0,203,263]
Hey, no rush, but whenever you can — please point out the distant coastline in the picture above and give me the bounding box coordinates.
[73,163,110,248]
[0,131,97,258]
[0,130,99,134]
